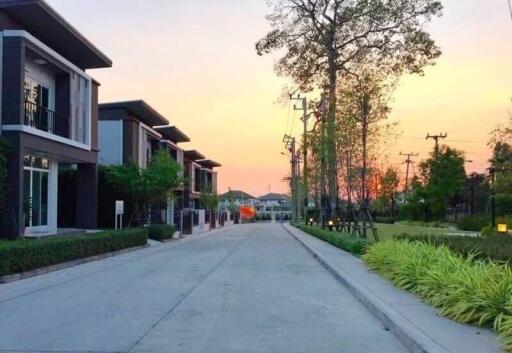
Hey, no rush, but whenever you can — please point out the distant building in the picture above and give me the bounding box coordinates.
[258,193,290,206]
[219,190,258,208]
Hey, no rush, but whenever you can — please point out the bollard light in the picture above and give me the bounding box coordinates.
[497,223,508,234]
[309,218,314,226]
[328,220,334,231]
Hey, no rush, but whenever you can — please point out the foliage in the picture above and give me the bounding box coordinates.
[257,0,442,214]
[293,223,368,256]
[363,240,512,352]
[200,188,219,210]
[0,228,148,277]
[374,216,395,224]
[456,215,490,232]
[406,146,466,220]
[393,233,512,263]
[148,224,176,241]
[489,113,512,216]
[104,150,182,226]
[374,167,400,217]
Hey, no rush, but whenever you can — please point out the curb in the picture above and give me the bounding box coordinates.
[284,224,450,353]
[0,244,149,284]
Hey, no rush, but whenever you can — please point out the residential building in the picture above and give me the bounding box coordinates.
[154,125,189,229]
[0,0,112,237]
[258,193,290,206]
[219,190,257,208]
[98,100,167,168]
[98,100,170,226]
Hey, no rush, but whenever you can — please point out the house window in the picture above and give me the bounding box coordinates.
[23,156,50,228]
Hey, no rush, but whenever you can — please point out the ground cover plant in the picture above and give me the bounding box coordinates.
[0,228,148,277]
[394,233,512,263]
[293,223,368,256]
[363,240,512,352]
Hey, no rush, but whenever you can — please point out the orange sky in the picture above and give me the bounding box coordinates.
[48,0,512,197]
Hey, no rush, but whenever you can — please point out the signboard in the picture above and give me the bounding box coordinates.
[115,200,124,215]
[115,200,124,230]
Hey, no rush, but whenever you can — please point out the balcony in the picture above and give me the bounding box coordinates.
[24,100,69,138]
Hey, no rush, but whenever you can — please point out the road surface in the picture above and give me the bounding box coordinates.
[0,223,408,353]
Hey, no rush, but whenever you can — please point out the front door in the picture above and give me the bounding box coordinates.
[24,156,50,231]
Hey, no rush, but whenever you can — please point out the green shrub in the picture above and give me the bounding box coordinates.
[0,228,148,277]
[394,233,512,263]
[456,215,490,231]
[363,240,512,352]
[293,223,368,255]
[374,216,394,224]
[148,224,176,241]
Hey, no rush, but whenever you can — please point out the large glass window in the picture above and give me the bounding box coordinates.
[23,156,50,228]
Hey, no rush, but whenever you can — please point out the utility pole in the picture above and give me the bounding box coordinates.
[426,133,447,157]
[290,94,309,221]
[400,152,419,193]
[283,134,298,222]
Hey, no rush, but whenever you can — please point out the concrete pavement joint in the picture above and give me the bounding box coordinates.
[0,227,235,305]
[126,227,254,352]
[283,223,450,353]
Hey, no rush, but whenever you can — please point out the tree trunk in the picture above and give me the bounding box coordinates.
[326,37,338,222]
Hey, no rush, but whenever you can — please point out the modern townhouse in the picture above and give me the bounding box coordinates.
[154,124,189,230]
[0,0,112,237]
[98,101,222,235]
[97,100,169,226]
[181,150,222,233]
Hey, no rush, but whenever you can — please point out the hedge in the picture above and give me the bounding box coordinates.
[394,233,512,263]
[364,240,512,352]
[456,215,490,231]
[148,224,176,241]
[293,223,368,256]
[0,228,148,277]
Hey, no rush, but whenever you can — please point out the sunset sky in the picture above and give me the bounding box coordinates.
[47,0,512,197]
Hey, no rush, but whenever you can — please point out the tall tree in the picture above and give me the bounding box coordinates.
[256,0,442,217]
[415,146,466,220]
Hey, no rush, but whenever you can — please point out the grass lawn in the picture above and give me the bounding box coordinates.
[375,223,478,241]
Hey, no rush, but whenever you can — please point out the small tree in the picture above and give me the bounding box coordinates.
[105,150,182,226]
[376,167,400,219]
[200,188,219,211]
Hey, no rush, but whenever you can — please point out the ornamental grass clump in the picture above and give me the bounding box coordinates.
[363,240,512,352]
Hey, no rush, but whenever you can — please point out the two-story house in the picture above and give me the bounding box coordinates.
[154,125,189,230]
[97,100,168,226]
[0,0,112,237]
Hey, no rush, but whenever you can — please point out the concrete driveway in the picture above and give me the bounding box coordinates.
[0,223,408,353]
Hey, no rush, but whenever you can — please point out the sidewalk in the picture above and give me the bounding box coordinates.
[283,223,503,353]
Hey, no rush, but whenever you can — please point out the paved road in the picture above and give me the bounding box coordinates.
[0,223,408,353]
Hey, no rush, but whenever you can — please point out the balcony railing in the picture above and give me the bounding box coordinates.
[24,100,69,138]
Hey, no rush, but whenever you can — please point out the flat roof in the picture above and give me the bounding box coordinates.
[99,100,168,127]
[154,126,190,144]
[197,159,221,169]
[0,0,112,69]
[184,150,205,161]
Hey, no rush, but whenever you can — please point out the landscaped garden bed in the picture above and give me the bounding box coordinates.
[292,223,368,255]
[0,228,148,277]
[363,240,512,352]
[395,233,512,263]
